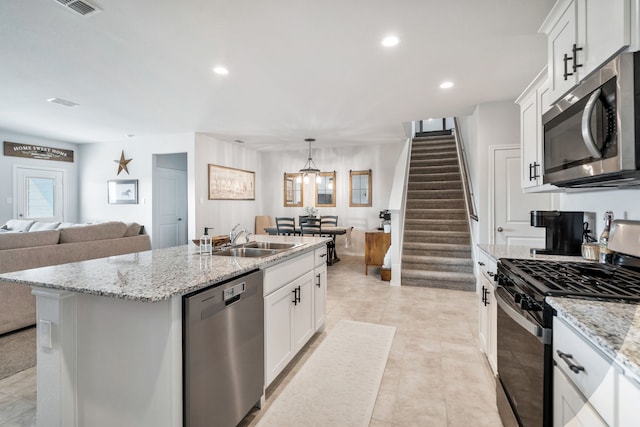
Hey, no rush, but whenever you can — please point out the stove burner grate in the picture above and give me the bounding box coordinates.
[499,258,640,301]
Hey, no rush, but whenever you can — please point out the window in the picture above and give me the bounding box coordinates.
[349,169,372,207]
[283,173,304,207]
[15,167,64,221]
[315,171,336,207]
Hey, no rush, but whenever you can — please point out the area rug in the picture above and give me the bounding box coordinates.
[257,320,396,427]
[0,326,36,381]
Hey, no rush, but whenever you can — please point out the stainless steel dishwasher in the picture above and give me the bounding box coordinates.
[183,269,264,427]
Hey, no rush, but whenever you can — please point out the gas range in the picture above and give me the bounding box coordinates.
[498,258,640,303]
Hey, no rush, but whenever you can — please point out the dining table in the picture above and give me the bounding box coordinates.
[262,225,351,265]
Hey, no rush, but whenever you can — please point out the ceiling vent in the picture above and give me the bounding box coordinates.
[54,0,102,16]
[47,97,79,107]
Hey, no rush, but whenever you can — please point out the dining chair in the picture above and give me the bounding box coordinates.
[300,218,322,236]
[275,217,296,235]
[320,216,338,261]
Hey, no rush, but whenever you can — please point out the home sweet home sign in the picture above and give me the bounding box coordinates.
[3,141,74,162]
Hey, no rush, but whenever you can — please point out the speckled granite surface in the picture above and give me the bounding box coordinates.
[478,244,590,263]
[547,297,640,383]
[0,235,328,302]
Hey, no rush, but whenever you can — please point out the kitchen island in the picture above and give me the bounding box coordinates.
[0,235,329,427]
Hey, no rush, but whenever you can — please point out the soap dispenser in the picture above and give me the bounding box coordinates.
[200,227,212,256]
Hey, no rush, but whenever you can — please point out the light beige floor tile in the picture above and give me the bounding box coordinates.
[0,255,503,427]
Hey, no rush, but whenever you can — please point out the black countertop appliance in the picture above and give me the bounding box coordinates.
[529,210,585,256]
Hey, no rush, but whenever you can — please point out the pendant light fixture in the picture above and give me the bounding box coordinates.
[299,138,320,174]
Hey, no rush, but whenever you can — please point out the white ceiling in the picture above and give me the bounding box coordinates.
[0,0,555,151]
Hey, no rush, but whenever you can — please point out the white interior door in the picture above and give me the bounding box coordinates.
[154,168,188,249]
[491,147,555,246]
[14,166,64,222]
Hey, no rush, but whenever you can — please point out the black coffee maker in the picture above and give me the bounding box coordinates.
[530,210,586,256]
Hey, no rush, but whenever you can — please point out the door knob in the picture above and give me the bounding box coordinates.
[177,218,182,221]
[497,227,504,232]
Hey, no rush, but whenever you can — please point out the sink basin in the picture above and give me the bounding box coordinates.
[214,247,278,258]
[242,242,298,250]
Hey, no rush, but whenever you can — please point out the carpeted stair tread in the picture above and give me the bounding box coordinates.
[402,134,474,291]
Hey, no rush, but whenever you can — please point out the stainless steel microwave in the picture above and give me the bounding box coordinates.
[542,51,640,188]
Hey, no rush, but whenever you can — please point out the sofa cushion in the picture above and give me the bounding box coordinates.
[30,221,61,232]
[59,221,127,243]
[0,230,60,250]
[123,222,142,237]
[4,219,35,232]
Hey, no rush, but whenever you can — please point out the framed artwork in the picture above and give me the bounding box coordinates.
[208,164,255,200]
[108,179,138,204]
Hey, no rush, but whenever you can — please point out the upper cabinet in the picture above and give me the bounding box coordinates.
[516,68,558,192]
[539,0,631,105]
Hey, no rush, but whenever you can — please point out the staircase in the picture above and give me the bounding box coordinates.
[401,135,475,291]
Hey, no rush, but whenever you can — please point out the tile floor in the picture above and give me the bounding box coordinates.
[0,255,502,427]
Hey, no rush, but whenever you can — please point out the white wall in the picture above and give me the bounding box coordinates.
[261,143,402,255]
[558,189,640,237]
[0,129,79,224]
[78,133,196,245]
[194,133,263,241]
[460,100,522,245]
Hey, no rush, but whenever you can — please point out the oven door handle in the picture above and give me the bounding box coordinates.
[495,287,551,345]
[581,88,603,159]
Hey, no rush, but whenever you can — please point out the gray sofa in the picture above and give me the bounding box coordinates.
[0,220,151,335]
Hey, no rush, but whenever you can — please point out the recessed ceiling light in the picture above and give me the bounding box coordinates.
[381,35,399,47]
[213,66,229,75]
[440,81,454,89]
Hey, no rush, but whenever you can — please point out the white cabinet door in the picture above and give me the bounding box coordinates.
[547,0,581,103]
[583,0,630,77]
[314,265,327,331]
[554,366,607,427]
[520,90,540,189]
[264,282,295,386]
[292,272,315,353]
[618,373,640,426]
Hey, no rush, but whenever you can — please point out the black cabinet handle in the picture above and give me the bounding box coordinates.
[488,271,495,278]
[478,261,485,266]
[563,53,571,80]
[296,286,301,303]
[572,44,583,72]
[320,253,327,258]
[316,274,321,288]
[529,162,540,181]
[557,350,585,374]
[292,288,298,305]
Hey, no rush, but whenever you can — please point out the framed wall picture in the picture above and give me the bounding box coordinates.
[108,179,138,204]
[208,164,255,200]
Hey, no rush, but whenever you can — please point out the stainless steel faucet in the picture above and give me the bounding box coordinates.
[230,224,249,245]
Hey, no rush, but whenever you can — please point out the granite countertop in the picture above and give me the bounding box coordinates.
[0,235,329,303]
[547,297,640,384]
[478,244,591,263]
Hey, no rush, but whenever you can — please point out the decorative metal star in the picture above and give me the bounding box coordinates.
[114,150,132,175]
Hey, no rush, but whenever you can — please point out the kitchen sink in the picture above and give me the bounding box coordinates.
[242,242,298,250]
[214,247,278,258]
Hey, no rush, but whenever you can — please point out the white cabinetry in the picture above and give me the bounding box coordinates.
[540,0,630,104]
[263,249,326,387]
[476,249,497,375]
[313,246,327,331]
[553,316,640,427]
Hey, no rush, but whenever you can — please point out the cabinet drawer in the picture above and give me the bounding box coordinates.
[314,246,327,267]
[263,252,314,296]
[553,317,616,425]
[476,250,496,282]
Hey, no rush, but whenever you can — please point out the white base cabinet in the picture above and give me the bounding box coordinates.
[554,316,640,427]
[313,246,327,331]
[476,249,497,375]
[263,248,327,387]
